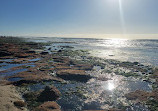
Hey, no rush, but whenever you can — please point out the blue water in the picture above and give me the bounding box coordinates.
[29,37,158,66]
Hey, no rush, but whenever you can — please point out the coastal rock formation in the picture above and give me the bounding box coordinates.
[56,69,91,82]
[52,57,70,64]
[14,101,26,107]
[33,101,61,111]
[125,90,150,101]
[74,64,93,70]
[38,86,61,102]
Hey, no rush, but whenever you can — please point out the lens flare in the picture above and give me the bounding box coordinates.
[118,0,126,35]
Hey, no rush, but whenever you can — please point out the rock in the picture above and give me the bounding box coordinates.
[74,64,93,70]
[125,90,150,101]
[0,51,12,57]
[52,57,70,64]
[33,101,61,111]
[38,86,61,102]
[23,91,41,102]
[58,50,62,52]
[26,50,36,53]
[15,53,31,58]
[40,51,49,55]
[133,62,139,65]
[53,63,71,70]
[14,101,26,107]
[56,69,91,82]
[48,47,51,50]
[96,77,111,81]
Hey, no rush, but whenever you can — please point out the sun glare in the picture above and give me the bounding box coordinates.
[108,82,115,91]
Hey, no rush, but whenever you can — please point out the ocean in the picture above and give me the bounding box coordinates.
[30,37,158,66]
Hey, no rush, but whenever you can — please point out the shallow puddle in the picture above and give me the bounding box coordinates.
[8,77,24,82]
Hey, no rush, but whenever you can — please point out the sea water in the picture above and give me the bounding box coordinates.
[30,37,158,66]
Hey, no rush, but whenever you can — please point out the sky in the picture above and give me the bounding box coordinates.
[0,0,158,39]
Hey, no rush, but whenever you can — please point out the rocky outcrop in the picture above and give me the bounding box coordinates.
[33,102,61,111]
[40,51,49,55]
[52,57,70,64]
[0,51,12,57]
[14,101,26,108]
[38,86,61,102]
[74,64,93,70]
[56,69,91,82]
[125,90,150,101]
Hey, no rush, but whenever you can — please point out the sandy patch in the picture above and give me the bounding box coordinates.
[0,85,27,111]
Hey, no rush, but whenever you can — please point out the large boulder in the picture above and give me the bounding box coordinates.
[38,86,61,102]
[33,101,61,111]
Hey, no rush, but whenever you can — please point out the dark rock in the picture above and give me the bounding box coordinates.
[38,86,61,102]
[14,101,26,107]
[0,51,12,57]
[23,91,40,101]
[15,53,31,58]
[40,51,48,55]
[58,50,62,52]
[133,62,139,65]
[40,51,49,55]
[48,47,51,50]
[26,50,36,53]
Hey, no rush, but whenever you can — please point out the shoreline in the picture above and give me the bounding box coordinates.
[0,36,158,111]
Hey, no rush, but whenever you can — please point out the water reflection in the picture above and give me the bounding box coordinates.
[108,81,115,91]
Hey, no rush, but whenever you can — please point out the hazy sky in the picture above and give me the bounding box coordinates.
[0,0,158,39]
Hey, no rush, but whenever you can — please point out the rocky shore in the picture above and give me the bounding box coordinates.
[0,36,158,111]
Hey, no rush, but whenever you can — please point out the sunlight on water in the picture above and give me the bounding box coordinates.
[107,38,128,47]
[108,82,115,90]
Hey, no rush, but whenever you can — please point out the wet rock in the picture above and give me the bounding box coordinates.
[11,70,64,86]
[52,57,70,64]
[33,101,61,111]
[56,69,91,82]
[0,51,12,57]
[26,50,36,53]
[12,79,37,86]
[74,64,93,70]
[38,86,61,102]
[58,50,62,52]
[23,91,40,101]
[40,51,49,55]
[13,58,29,63]
[53,63,71,70]
[125,90,150,101]
[133,62,139,65]
[96,77,111,81]
[15,53,32,58]
[14,101,26,107]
